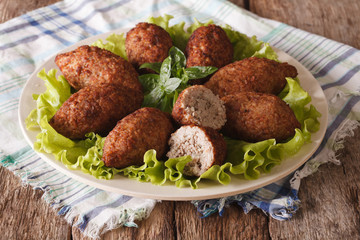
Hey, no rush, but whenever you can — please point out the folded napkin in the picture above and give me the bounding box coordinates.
[1,0,359,238]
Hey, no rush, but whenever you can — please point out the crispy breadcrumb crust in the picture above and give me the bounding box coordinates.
[102,107,174,169]
[55,45,142,92]
[49,84,143,139]
[125,22,173,70]
[221,92,301,142]
[205,57,298,97]
[186,24,233,69]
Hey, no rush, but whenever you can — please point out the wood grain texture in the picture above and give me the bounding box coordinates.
[174,201,270,240]
[228,0,247,9]
[250,0,360,49]
[0,0,60,23]
[1,0,360,239]
[0,166,71,240]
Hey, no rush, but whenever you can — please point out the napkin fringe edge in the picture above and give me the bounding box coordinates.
[290,118,360,190]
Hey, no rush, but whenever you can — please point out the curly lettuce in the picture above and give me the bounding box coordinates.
[26,15,321,188]
[26,69,120,179]
[92,33,127,59]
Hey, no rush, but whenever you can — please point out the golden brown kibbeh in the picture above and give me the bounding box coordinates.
[221,92,301,142]
[186,24,233,69]
[55,45,142,92]
[167,125,227,177]
[102,107,174,169]
[49,84,143,139]
[125,22,173,70]
[204,57,298,98]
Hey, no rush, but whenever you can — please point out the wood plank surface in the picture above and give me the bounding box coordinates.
[0,0,60,23]
[174,202,270,240]
[0,167,71,240]
[250,0,360,49]
[1,0,360,239]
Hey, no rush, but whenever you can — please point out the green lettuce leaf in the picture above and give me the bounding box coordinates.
[26,16,321,188]
[92,33,127,59]
[25,69,71,129]
[25,69,120,179]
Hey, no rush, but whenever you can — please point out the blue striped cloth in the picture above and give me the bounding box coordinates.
[1,0,359,238]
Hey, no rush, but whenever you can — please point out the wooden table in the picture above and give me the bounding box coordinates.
[1,0,360,239]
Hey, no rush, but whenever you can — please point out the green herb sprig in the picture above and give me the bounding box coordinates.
[138,46,217,113]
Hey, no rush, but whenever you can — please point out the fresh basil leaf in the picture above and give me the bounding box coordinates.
[159,93,173,113]
[172,90,179,106]
[184,66,218,79]
[178,83,189,92]
[169,46,186,70]
[139,62,162,73]
[163,77,182,94]
[142,86,164,107]
[138,74,160,92]
[170,67,185,79]
[180,70,189,85]
[160,56,172,85]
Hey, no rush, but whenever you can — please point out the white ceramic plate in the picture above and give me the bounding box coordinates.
[18,28,328,201]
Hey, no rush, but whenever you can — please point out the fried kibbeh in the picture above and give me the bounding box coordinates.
[186,24,233,69]
[221,92,301,142]
[204,57,298,98]
[172,85,226,130]
[49,84,143,139]
[125,22,173,70]
[55,45,142,92]
[167,125,227,177]
[102,107,174,169]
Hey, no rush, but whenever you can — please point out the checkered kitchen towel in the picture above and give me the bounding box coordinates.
[1,0,359,238]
